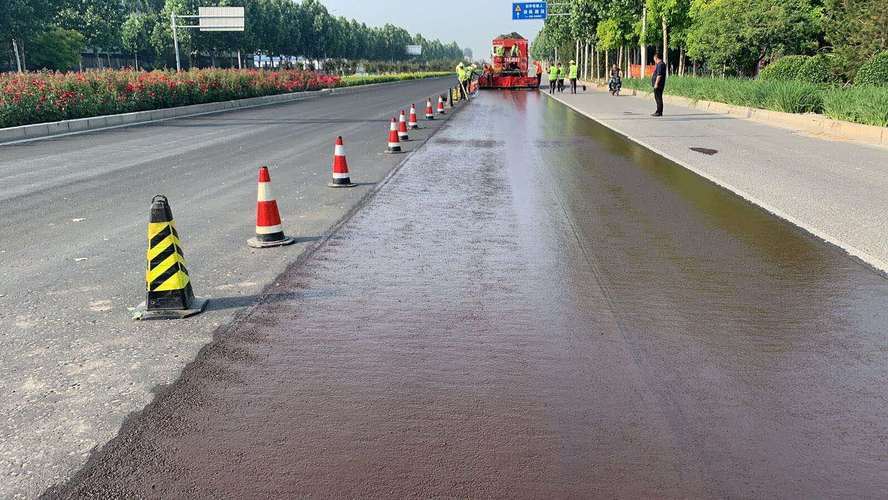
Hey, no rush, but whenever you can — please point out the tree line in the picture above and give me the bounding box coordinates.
[1,0,466,71]
[530,0,887,81]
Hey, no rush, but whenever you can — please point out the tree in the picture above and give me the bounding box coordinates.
[121,12,154,67]
[686,0,819,76]
[56,0,124,67]
[28,27,85,70]
[1,0,60,70]
[823,0,888,79]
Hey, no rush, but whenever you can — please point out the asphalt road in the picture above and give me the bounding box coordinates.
[46,91,888,497]
[0,77,458,498]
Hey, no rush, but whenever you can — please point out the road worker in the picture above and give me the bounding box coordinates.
[569,60,579,94]
[556,62,565,92]
[456,62,468,100]
[547,63,558,94]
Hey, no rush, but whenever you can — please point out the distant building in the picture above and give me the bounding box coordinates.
[463,48,473,61]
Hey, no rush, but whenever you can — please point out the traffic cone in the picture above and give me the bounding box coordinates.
[425,98,435,120]
[133,195,207,320]
[247,166,296,248]
[398,110,409,141]
[437,95,446,115]
[385,117,404,154]
[328,136,356,188]
[408,104,420,129]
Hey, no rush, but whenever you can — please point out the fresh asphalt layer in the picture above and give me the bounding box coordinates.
[0,77,458,498]
[546,80,888,275]
[46,91,887,497]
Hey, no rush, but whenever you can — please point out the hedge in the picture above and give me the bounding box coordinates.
[855,51,888,87]
[0,69,450,129]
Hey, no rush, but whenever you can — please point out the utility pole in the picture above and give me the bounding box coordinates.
[171,12,182,72]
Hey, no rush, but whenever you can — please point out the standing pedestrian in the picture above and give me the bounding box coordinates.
[651,53,667,116]
[556,62,564,93]
[548,63,557,94]
[534,59,543,88]
[568,60,578,94]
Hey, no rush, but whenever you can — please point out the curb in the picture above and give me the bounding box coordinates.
[545,89,888,277]
[580,79,887,148]
[0,76,451,145]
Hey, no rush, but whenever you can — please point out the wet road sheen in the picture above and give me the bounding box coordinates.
[47,91,888,498]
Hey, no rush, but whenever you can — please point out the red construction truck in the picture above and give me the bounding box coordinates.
[479,33,540,90]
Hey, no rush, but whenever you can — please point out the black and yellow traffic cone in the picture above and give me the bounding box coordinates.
[133,195,207,320]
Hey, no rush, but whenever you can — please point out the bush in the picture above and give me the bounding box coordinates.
[0,68,339,128]
[759,55,810,81]
[854,51,888,86]
[822,86,888,126]
[796,54,840,84]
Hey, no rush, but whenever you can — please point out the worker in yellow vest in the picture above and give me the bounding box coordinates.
[569,60,579,94]
[456,62,468,100]
[547,63,558,94]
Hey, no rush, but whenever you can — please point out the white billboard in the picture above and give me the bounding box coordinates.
[406,45,422,56]
[199,7,245,32]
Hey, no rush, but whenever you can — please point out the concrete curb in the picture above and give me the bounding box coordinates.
[545,89,888,276]
[581,79,887,148]
[0,77,450,145]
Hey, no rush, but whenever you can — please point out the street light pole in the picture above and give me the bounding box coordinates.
[171,13,181,72]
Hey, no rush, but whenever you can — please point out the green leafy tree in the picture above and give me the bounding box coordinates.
[56,0,124,66]
[686,0,819,76]
[28,27,85,70]
[823,0,888,79]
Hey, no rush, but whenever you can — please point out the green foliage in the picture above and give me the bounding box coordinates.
[686,0,819,76]
[797,54,840,84]
[758,55,809,81]
[822,86,888,126]
[27,27,85,71]
[339,72,453,87]
[622,75,888,126]
[854,51,888,87]
[823,0,888,80]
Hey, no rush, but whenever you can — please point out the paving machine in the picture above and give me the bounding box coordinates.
[479,33,540,90]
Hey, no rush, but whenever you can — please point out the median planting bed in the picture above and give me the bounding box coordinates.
[0,69,449,129]
[623,76,888,127]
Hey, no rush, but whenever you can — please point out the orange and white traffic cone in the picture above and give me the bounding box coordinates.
[247,166,295,248]
[437,95,446,115]
[398,110,409,141]
[408,104,419,129]
[385,118,403,154]
[328,136,356,188]
[425,98,435,120]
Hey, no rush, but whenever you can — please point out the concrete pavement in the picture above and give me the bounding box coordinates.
[546,83,888,275]
[0,77,458,498]
[47,91,888,498]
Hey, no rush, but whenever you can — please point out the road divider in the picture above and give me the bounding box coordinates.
[329,136,357,188]
[248,166,296,249]
[133,195,207,320]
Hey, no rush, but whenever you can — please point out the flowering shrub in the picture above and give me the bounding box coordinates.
[0,68,340,128]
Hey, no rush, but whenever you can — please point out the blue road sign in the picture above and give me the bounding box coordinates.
[512,2,547,20]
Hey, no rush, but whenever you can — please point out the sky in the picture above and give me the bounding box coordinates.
[322,0,544,62]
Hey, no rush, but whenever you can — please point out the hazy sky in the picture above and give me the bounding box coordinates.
[322,0,543,61]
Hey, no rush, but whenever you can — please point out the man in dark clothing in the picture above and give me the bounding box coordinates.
[651,53,667,116]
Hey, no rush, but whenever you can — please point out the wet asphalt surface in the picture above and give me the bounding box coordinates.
[46,91,888,498]
[0,77,456,497]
